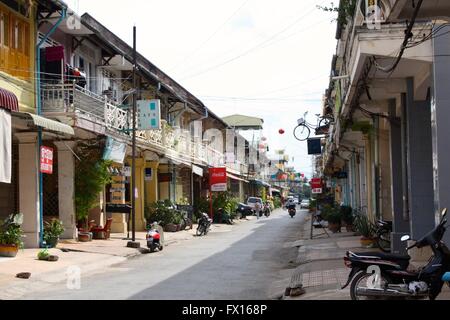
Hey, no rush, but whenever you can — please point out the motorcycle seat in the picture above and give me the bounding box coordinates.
[349,251,411,261]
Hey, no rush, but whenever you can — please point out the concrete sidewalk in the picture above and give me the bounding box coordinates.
[279,213,450,300]
[0,218,251,300]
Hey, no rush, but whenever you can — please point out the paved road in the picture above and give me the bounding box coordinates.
[21,209,307,300]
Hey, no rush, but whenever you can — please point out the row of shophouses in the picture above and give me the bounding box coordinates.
[318,0,450,254]
[0,0,287,248]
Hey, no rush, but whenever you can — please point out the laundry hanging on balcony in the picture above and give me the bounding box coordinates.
[40,46,66,83]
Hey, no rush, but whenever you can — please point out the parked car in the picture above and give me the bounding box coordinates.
[247,197,264,215]
[300,199,310,209]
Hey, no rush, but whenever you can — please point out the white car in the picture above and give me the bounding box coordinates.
[300,199,311,209]
[247,197,264,214]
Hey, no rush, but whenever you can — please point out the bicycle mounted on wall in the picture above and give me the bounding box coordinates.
[293,112,334,141]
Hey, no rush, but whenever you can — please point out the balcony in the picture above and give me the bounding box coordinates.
[41,83,128,132]
[41,83,242,171]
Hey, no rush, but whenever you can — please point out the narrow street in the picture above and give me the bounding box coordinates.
[19,209,306,300]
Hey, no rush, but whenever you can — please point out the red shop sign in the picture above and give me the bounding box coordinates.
[310,178,322,189]
[209,167,227,192]
[40,146,54,174]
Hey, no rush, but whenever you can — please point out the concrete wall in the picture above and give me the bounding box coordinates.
[405,78,435,240]
[432,24,450,244]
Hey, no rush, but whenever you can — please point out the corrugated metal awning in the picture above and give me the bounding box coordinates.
[0,88,19,112]
[12,112,75,135]
[228,173,249,183]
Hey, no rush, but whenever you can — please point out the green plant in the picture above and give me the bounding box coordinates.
[273,197,282,209]
[0,213,24,248]
[317,0,358,27]
[340,205,354,224]
[321,204,342,224]
[145,200,178,227]
[309,199,317,211]
[43,219,65,244]
[38,248,50,260]
[75,142,112,230]
[354,213,376,238]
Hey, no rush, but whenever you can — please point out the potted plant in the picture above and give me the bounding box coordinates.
[325,207,342,233]
[354,213,376,246]
[309,199,317,212]
[340,205,355,232]
[38,248,50,261]
[43,219,65,248]
[0,213,24,258]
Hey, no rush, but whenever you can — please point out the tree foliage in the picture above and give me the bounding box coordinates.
[75,141,112,228]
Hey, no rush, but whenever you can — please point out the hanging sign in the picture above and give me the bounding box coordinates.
[310,178,323,190]
[209,167,227,192]
[103,136,127,164]
[137,99,161,130]
[40,146,54,174]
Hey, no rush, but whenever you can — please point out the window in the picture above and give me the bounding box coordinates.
[0,12,10,47]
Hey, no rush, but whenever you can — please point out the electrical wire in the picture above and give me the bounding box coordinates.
[374,0,424,73]
[169,0,251,72]
[178,0,328,81]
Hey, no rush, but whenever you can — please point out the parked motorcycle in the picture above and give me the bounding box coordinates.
[197,212,212,236]
[263,202,271,217]
[342,208,450,300]
[146,222,164,253]
[375,220,393,253]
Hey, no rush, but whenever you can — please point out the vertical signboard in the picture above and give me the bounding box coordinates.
[311,178,323,194]
[40,146,54,174]
[209,167,227,192]
[137,99,161,130]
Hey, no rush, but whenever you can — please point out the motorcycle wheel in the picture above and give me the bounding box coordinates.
[150,244,158,253]
[196,225,205,236]
[350,271,391,300]
[376,229,391,253]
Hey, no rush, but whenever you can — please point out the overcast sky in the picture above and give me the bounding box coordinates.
[67,0,337,177]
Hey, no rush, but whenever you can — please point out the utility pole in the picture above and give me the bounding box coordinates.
[127,25,140,249]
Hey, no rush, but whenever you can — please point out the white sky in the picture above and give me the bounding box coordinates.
[67,0,338,177]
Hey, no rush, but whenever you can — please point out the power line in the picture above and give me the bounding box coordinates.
[169,0,251,72]
[374,0,424,73]
[246,73,329,97]
[179,0,327,81]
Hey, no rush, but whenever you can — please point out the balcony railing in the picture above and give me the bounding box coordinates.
[40,83,241,170]
[41,83,128,131]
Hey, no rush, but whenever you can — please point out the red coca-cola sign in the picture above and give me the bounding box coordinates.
[310,178,323,189]
[209,167,227,192]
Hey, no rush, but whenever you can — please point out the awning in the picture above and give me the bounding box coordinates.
[0,88,19,112]
[192,164,204,177]
[12,112,75,135]
[227,173,249,183]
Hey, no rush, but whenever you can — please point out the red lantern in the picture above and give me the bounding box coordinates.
[279,129,285,135]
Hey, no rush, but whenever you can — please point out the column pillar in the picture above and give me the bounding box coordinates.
[16,132,40,248]
[405,78,435,241]
[432,24,450,245]
[54,141,77,240]
[145,161,159,206]
[134,158,147,231]
[389,99,409,254]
